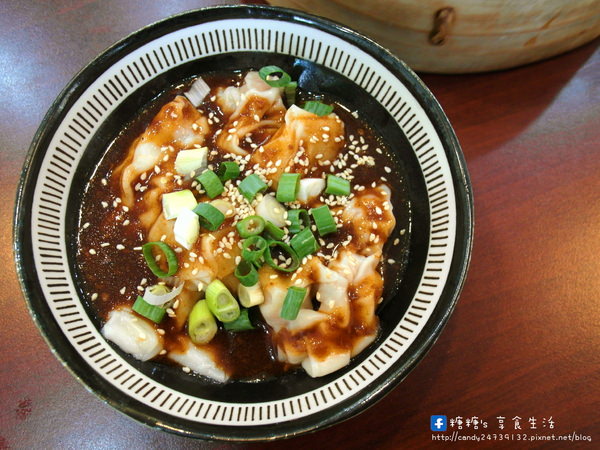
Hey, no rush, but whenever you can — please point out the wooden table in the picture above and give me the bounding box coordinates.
[2,1,598,448]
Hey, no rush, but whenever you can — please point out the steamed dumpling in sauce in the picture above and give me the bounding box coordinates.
[80,69,401,382]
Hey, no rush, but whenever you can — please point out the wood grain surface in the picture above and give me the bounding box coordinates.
[1,1,598,448]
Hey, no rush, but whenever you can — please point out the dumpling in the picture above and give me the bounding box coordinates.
[215,71,286,156]
[249,105,345,188]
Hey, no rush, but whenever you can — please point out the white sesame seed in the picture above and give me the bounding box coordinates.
[100,242,110,247]
[384,166,392,173]
[88,249,96,255]
[159,349,167,355]
[101,201,108,208]
[119,287,126,295]
[182,366,191,373]
[91,293,98,301]
[82,222,90,229]
[116,244,125,250]
[388,258,396,264]
[122,220,130,226]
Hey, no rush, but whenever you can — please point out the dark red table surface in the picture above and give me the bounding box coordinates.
[1,1,598,448]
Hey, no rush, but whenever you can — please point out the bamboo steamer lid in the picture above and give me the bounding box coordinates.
[269,0,600,73]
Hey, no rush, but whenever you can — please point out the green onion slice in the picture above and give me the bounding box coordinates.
[325,174,351,196]
[188,299,218,344]
[287,209,310,234]
[195,169,224,199]
[310,205,338,236]
[241,236,268,264]
[263,221,285,241]
[142,241,178,277]
[258,65,292,88]
[217,161,240,181]
[193,203,225,231]
[303,101,333,116]
[205,280,240,323]
[284,81,297,105]
[132,295,166,323]
[234,260,259,287]
[236,215,265,238]
[280,286,307,320]
[264,240,300,273]
[276,173,300,203]
[290,227,319,260]
[224,308,255,331]
[238,174,268,202]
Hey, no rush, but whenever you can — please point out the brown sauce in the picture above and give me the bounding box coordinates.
[76,69,408,382]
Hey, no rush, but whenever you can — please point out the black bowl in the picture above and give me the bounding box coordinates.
[14,5,473,441]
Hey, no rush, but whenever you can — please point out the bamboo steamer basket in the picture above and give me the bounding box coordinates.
[269,0,600,73]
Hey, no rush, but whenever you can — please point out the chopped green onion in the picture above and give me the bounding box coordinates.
[143,283,184,306]
[238,174,268,202]
[287,209,310,234]
[193,203,225,231]
[310,205,338,236]
[238,282,264,307]
[162,189,197,220]
[224,309,255,331]
[255,194,286,227]
[195,170,224,199]
[132,295,166,323]
[205,280,240,323]
[325,174,351,196]
[173,208,200,250]
[187,300,217,344]
[258,65,291,88]
[264,240,300,273]
[236,215,265,238]
[241,236,268,264]
[217,161,240,181]
[303,101,333,116]
[280,286,307,320]
[142,242,178,277]
[276,173,300,203]
[290,227,319,260]
[235,260,259,287]
[174,148,208,177]
[284,81,297,105]
[263,221,285,240]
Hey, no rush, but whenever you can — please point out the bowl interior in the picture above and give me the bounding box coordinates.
[65,51,428,403]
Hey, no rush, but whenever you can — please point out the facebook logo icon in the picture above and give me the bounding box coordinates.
[430,415,447,432]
